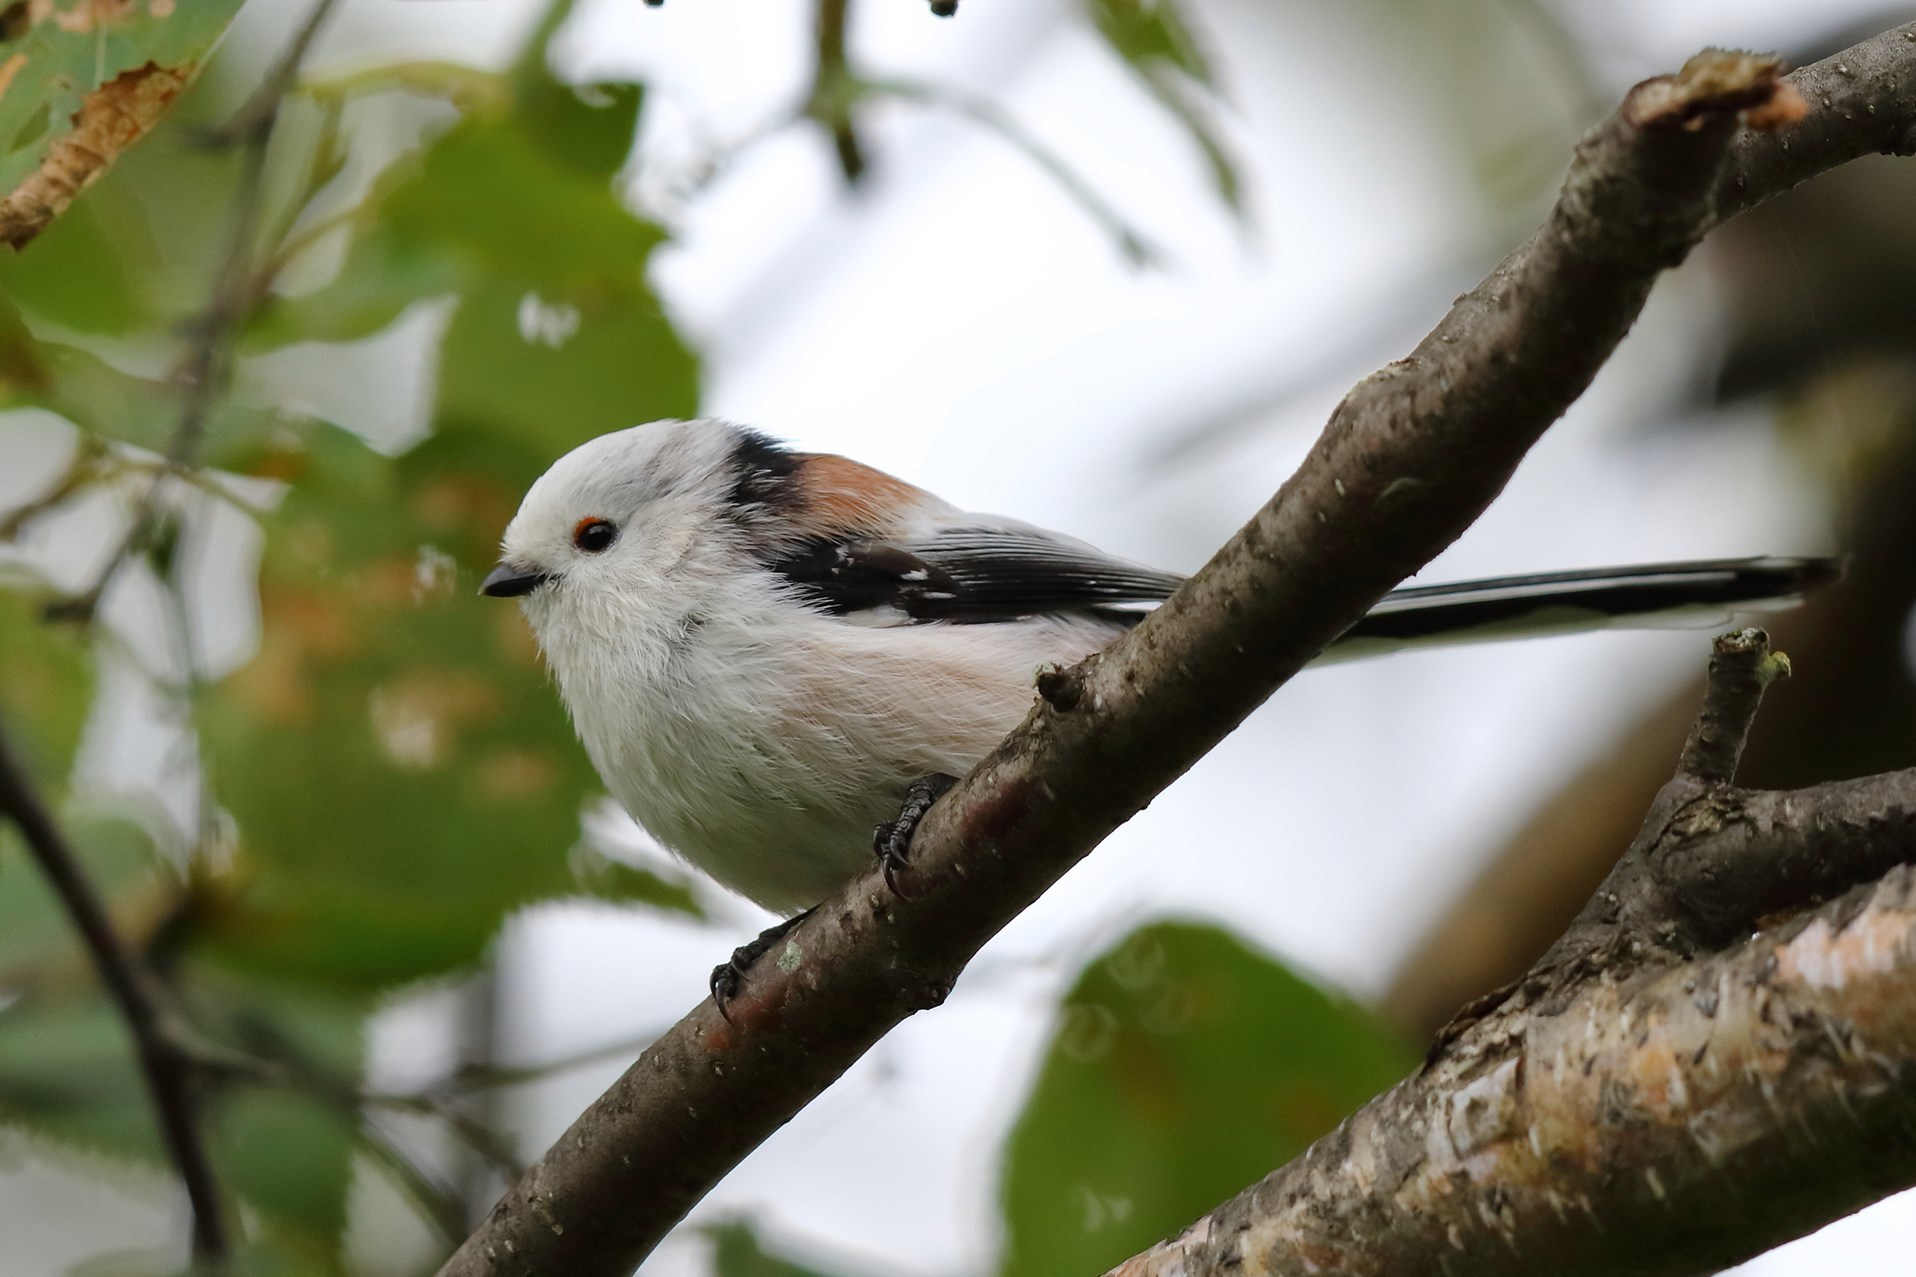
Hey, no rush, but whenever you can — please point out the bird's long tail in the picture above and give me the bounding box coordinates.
[1318,556,1841,663]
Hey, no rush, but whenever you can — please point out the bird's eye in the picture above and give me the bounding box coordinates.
[572,517,619,553]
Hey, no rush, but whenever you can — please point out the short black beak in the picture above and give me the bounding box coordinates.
[480,562,549,598]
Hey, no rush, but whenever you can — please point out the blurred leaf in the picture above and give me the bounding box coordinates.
[0,0,246,247]
[0,815,168,989]
[1082,0,1240,213]
[0,198,149,334]
[214,1086,355,1245]
[571,843,703,919]
[196,424,682,988]
[0,982,363,1259]
[708,1221,861,1277]
[0,996,151,1156]
[1000,921,1413,1277]
[254,37,695,451]
[0,588,90,787]
[0,293,296,456]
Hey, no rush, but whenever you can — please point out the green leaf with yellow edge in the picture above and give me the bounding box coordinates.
[999,921,1413,1277]
[0,0,247,248]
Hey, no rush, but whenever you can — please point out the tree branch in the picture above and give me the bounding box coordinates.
[0,722,226,1262]
[1675,627,1790,782]
[439,26,1916,1277]
[1105,631,1916,1277]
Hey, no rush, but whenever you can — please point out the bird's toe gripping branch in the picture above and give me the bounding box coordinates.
[872,773,959,897]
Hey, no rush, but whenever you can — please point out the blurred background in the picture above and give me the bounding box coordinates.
[2,0,1915,1273]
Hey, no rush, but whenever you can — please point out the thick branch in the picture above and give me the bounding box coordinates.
[0,723,226,1260]
[1110,856,1916,1277]
[440,26,1916,1277]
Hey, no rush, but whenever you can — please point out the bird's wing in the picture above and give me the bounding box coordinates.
[766,516,1184,625]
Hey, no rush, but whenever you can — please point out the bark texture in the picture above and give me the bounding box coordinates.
[1112,803,1916,1276]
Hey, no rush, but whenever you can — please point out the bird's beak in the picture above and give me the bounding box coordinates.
[479,561,550,598]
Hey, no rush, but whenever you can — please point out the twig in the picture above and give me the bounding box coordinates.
[48,0,343,625]
[863,74,1162,266]
[1675,627,1791,781]
[810,0,867,183]
[437,29,1916,1277]
[0,722,227,1261]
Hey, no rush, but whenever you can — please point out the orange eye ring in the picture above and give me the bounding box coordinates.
[572,517,619,553]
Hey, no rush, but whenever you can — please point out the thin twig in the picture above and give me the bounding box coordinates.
[1676,627,1791,782]
[49,0,343,625]
[0,721,227,1261]
[862,74,1162,266]
[810,0,867,182]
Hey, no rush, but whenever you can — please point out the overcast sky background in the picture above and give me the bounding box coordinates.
[8,0,1916,1273]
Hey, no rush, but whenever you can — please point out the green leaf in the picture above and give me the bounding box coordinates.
[194,424,682,988]
[571,843,703,919]
[0,198,148,334]
[0,980,364,1258]
[0,815,167,988]
[708,1221,863,1277]
[0,0,247,247]
[1000,921,1414,1277]
[1082,0,1241,214]
[435,281,694,454]
[0,293,294,456]
[0,587,90,788]
[250,30,696,447]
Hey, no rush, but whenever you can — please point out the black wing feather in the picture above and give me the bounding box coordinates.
[767,528,1183,622]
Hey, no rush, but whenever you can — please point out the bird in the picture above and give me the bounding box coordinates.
[481,417,1837,1003]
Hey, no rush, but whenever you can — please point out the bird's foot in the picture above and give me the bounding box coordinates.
[710,908,811,1021]
[872,773,957,897]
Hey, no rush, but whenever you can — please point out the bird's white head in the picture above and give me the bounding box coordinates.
[481,418,803,629]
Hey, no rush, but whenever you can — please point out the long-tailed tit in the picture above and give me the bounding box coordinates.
[482,418,1835,999]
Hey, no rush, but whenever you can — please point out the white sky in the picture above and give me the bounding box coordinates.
[7,0,1914,1273]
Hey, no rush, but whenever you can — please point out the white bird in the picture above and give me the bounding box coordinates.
[482,417,1835,1000]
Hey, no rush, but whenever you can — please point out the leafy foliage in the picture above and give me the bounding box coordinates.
[0,0,246,247]
[1000,922,1413,1276]
[0,0,700,1264]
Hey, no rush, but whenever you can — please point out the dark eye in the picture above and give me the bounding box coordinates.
[572,517,618,553]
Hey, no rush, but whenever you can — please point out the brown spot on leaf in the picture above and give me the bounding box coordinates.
[1,61,191,249]
[477,747,558,799]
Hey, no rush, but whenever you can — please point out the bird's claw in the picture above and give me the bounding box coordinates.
[871,773,956,899]
[708,909,810,1021]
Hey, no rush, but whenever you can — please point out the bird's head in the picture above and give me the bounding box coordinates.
[482,418,801,626]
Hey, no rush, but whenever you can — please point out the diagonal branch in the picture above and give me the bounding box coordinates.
[1105,630,1916,1277]
[439,25,1916,1277]
[0,722,226,1261]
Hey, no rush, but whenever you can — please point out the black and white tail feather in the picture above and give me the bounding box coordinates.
[1323,555,1841,662]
